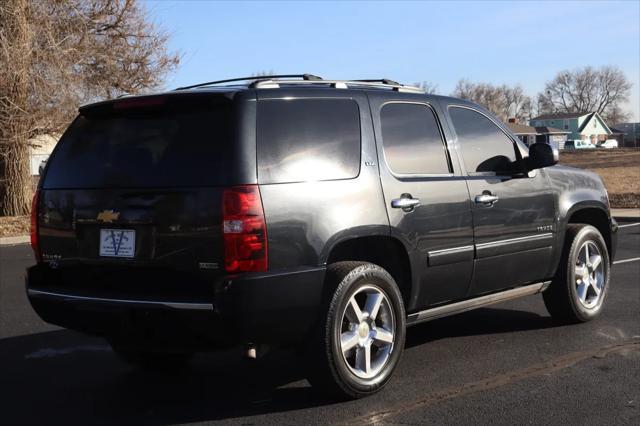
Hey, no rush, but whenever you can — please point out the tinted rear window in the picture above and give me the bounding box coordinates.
[43,97,236,188]
[257,99,361,184]
[380,103,450,174]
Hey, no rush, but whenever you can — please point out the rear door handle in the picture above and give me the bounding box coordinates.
[475,193,499,205]
[391,196,420,210]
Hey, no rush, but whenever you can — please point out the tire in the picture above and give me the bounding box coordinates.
[543,224,610,323]
[307,261,406,399]
[109,340,193,371]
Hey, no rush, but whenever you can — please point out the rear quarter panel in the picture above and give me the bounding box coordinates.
[256,89,390,270]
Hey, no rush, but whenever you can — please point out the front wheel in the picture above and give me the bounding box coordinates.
[543,224,610,323]
[307,262,406,399]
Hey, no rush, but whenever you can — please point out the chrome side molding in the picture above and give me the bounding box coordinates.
[27,289,214,311]
[406,281,551,325]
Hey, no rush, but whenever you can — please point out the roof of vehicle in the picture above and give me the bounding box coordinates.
[79,74,476,113]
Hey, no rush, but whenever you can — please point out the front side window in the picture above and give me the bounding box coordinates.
[449,107,519,175]
[380,103,450,175]
[257,99,361,184]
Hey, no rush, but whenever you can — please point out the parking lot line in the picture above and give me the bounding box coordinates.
[613,257,640,265]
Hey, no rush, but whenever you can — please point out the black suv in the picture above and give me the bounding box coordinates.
[27,75,617,399]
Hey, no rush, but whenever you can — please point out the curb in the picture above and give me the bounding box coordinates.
[611,209,640,223]
[0,235,30,246]
[614,216,640,223]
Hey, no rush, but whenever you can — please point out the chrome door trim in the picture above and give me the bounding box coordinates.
[406,281,550,325]
[475,232,554,258]
[428,245,474,255]
[475,232,553,249]
[27,289,214,311]
[427,245,474,267]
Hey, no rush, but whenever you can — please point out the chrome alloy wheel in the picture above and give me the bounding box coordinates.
[575,240,605,309]
[339,285,395,379]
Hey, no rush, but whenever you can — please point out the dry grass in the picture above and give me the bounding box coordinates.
[0,215,30,238]
[559,148,640,208]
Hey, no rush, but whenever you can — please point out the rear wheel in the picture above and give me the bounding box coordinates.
[307,261,406,399]
[543,224,610,323]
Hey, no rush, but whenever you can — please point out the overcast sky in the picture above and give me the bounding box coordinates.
[146,0,640,121]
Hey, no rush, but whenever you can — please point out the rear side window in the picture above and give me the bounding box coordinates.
[257,99,361,184]
[380,103,450,175]
[449,107,518,175]
[43,97,236,188]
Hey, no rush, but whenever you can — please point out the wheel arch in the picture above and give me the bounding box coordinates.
[324,235,414,309]
[564,202,612,261]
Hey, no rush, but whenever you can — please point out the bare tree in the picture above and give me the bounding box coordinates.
[414,81,439,94]
[537,66,632,122]
[0,0,179,215]
[452,79,531,123]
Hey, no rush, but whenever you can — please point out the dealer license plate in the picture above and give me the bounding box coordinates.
[99,229,135,258]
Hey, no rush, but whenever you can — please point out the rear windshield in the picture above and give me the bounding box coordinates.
[42,96,236,189]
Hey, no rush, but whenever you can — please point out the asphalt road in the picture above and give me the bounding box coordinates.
[1,225,639,425]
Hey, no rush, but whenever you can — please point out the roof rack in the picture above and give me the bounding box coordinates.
[350,78,401,85]
[251,78,424,93]
[174,74,323,90]
[174,74,424,94]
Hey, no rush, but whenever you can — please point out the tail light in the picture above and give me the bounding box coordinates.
[30,190,42,262]
[222,185,267,273]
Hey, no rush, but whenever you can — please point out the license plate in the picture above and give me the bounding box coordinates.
[99,229,135,258]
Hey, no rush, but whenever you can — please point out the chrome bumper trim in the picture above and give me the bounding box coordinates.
[27,289,214,311]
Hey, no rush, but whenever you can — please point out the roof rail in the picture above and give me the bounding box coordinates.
[174,74,323,91]
[350,78,401,85]
[252,79,424,94]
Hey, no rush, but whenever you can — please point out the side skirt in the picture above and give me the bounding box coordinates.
[406,281,551,326]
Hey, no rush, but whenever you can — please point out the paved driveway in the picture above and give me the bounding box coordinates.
[1,225,638,425]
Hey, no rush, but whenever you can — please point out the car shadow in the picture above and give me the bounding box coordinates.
[0,307,558,424]
[405,306,558,349]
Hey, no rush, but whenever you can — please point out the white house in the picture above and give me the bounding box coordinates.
[29,134,59,175]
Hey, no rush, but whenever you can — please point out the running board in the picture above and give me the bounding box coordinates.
[406,281,551,326]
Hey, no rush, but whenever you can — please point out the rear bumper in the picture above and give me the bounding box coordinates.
[216,266,326,343]
[26,264,326,347]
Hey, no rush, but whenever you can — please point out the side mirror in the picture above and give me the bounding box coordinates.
[526,143,558,171]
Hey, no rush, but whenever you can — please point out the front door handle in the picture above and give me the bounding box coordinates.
[475,193,499,206]
[391,196,420,211]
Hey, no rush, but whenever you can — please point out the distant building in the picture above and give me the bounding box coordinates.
[612,122,639,147]
[533,126,570,149]
[530,112,612,146]
[506,120,569,149]
[607,127,626,147]
[505,122,537,146]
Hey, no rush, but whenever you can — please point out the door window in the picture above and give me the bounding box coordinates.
[380,103,450,175]
[449,107,519,175]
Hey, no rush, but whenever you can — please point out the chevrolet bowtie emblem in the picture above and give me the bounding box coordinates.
[96,210,120,223]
